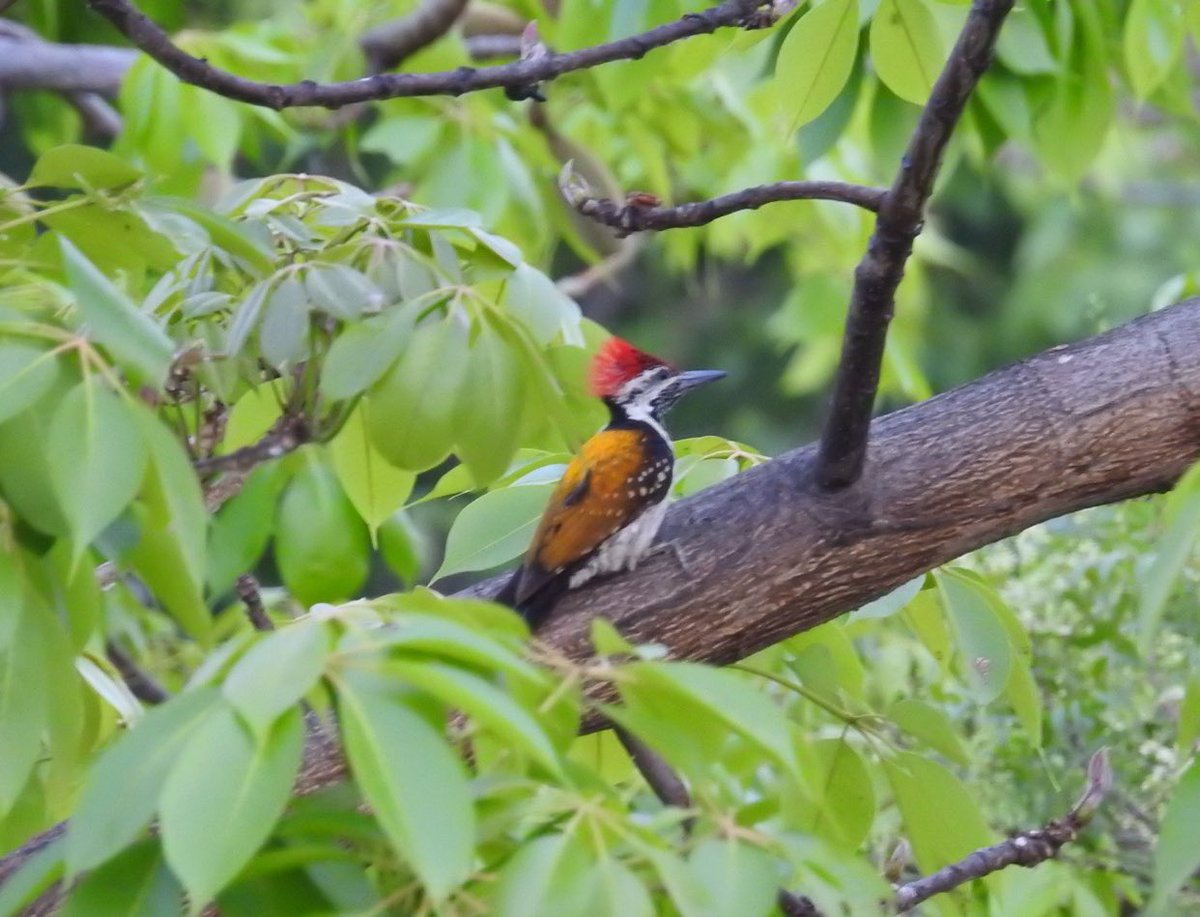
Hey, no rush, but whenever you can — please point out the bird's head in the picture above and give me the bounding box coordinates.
[589,337,725,424]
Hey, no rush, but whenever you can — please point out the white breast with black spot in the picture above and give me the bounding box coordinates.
[568,467,673,589]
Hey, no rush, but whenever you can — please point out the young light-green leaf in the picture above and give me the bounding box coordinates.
[0,341,61,425]
[30,145,143,191]
[330,406,416,540]
[159,705,304,908]
[62,840,182,917]
[47,382,148,567]
[66,687,220,874]
[223,620,332,737]
[776,0,860,130]
[1152,760,1200,909]
[870,0,943,105]
[335,670,475,900]
[60,238,174,386]
[935,569,1012,702]
[432,481,555,580]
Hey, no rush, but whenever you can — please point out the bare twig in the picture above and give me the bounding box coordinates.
[360,0,471,73]
[463,33,522,61]
[613,725,693,812]
[193,412,309,476]
[814,0,1015,489]
[236,574,273,631]
[562,173,886,237]
[104,642,170,704]
[778,890,822,917]
[83,0,775,109]
[63,91,123,137]
[893,749,1113,912]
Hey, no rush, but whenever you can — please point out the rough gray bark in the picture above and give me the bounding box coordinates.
[488,297,1200,664]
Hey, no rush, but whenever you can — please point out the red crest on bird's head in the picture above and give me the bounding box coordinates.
[589,337,673,398]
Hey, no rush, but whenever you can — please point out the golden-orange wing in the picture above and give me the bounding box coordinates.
[513,427,665,605]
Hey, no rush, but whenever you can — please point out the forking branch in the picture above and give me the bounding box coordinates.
[82,0,780,109]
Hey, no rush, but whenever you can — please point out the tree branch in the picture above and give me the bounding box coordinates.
[893,749,1113,911]
[613,725,693,812]
[360,0,471,73]
[560,172,885,237]
[0,20,135,94]
[192,412,310,476]
[236,574,273,632]
[815,0,1015,489]
[83,0,775,109]
[104,642,170,704]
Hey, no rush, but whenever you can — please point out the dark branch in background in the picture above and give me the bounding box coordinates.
[104,642,170,704]
[83,0,776,109]
[559,166,885,236]
[894,750,1113,912]
[360,0,471,73]
[0,20,135,94]
[815,0,1015,488]
[192,412,309,476]
[63,92,123,136]
[236,574,273,631]
[613,725,693,813]
[464,33,523,61]
[778,890,822,917]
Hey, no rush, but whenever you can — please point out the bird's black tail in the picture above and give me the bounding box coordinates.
[492,570,569,632]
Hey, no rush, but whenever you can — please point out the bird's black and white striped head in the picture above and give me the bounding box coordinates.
[589,337,725,424]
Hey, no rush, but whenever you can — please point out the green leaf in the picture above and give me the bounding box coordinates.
[617,662,801,781]
[275,460,370,606]
[0,836,64,917]
[1178,672,1200,758]
[0,594,48,815]
[886,698,969,765]
[882,751,993,874]
[62,840,183,917]
[320,304,418,401]
[489,831,596,917]
[160,705,304,908]
[47,382,148,567]
[378,511,427,585]
[384,659,563,777]
[163,198,274,274]
[935,569,1012,701]
[1152,760,1200,909]
[870,0,943,105]
[1139,463,1200,652]
[223,620,332,737]
[304,263,380,320]
[66,687,220,874]
[134,407,207,588]
[432,481,555,580]
[0,341,61,424]
[29,145,142,191]
[206,465,287,597]
[330,407,416,540]
[60,238,174,386]
[455,319,527,485]
[335,670,474,900]
[849,575,924,621]
[776,0,860,130]
[1033,36,1113,183]
[798,738,875,848]
[365,314,469,471]
[1124,0,1184,99]
[678,839,779,917]
[502,263,582,345]
[258,277,310,370]
[995,8,1059,75]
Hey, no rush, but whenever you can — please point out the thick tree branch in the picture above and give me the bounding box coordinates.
[893,749,1113,911]
[560,173,885,236]
[815,0,1014,489]
[360,0,471,73]
[83,0,774,110]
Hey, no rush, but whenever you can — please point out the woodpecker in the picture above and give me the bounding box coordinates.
[495,337,725,629]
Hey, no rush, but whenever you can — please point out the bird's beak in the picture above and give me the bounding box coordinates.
[674,369,727,392]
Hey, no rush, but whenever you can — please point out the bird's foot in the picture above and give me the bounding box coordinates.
[647,539,694,577]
